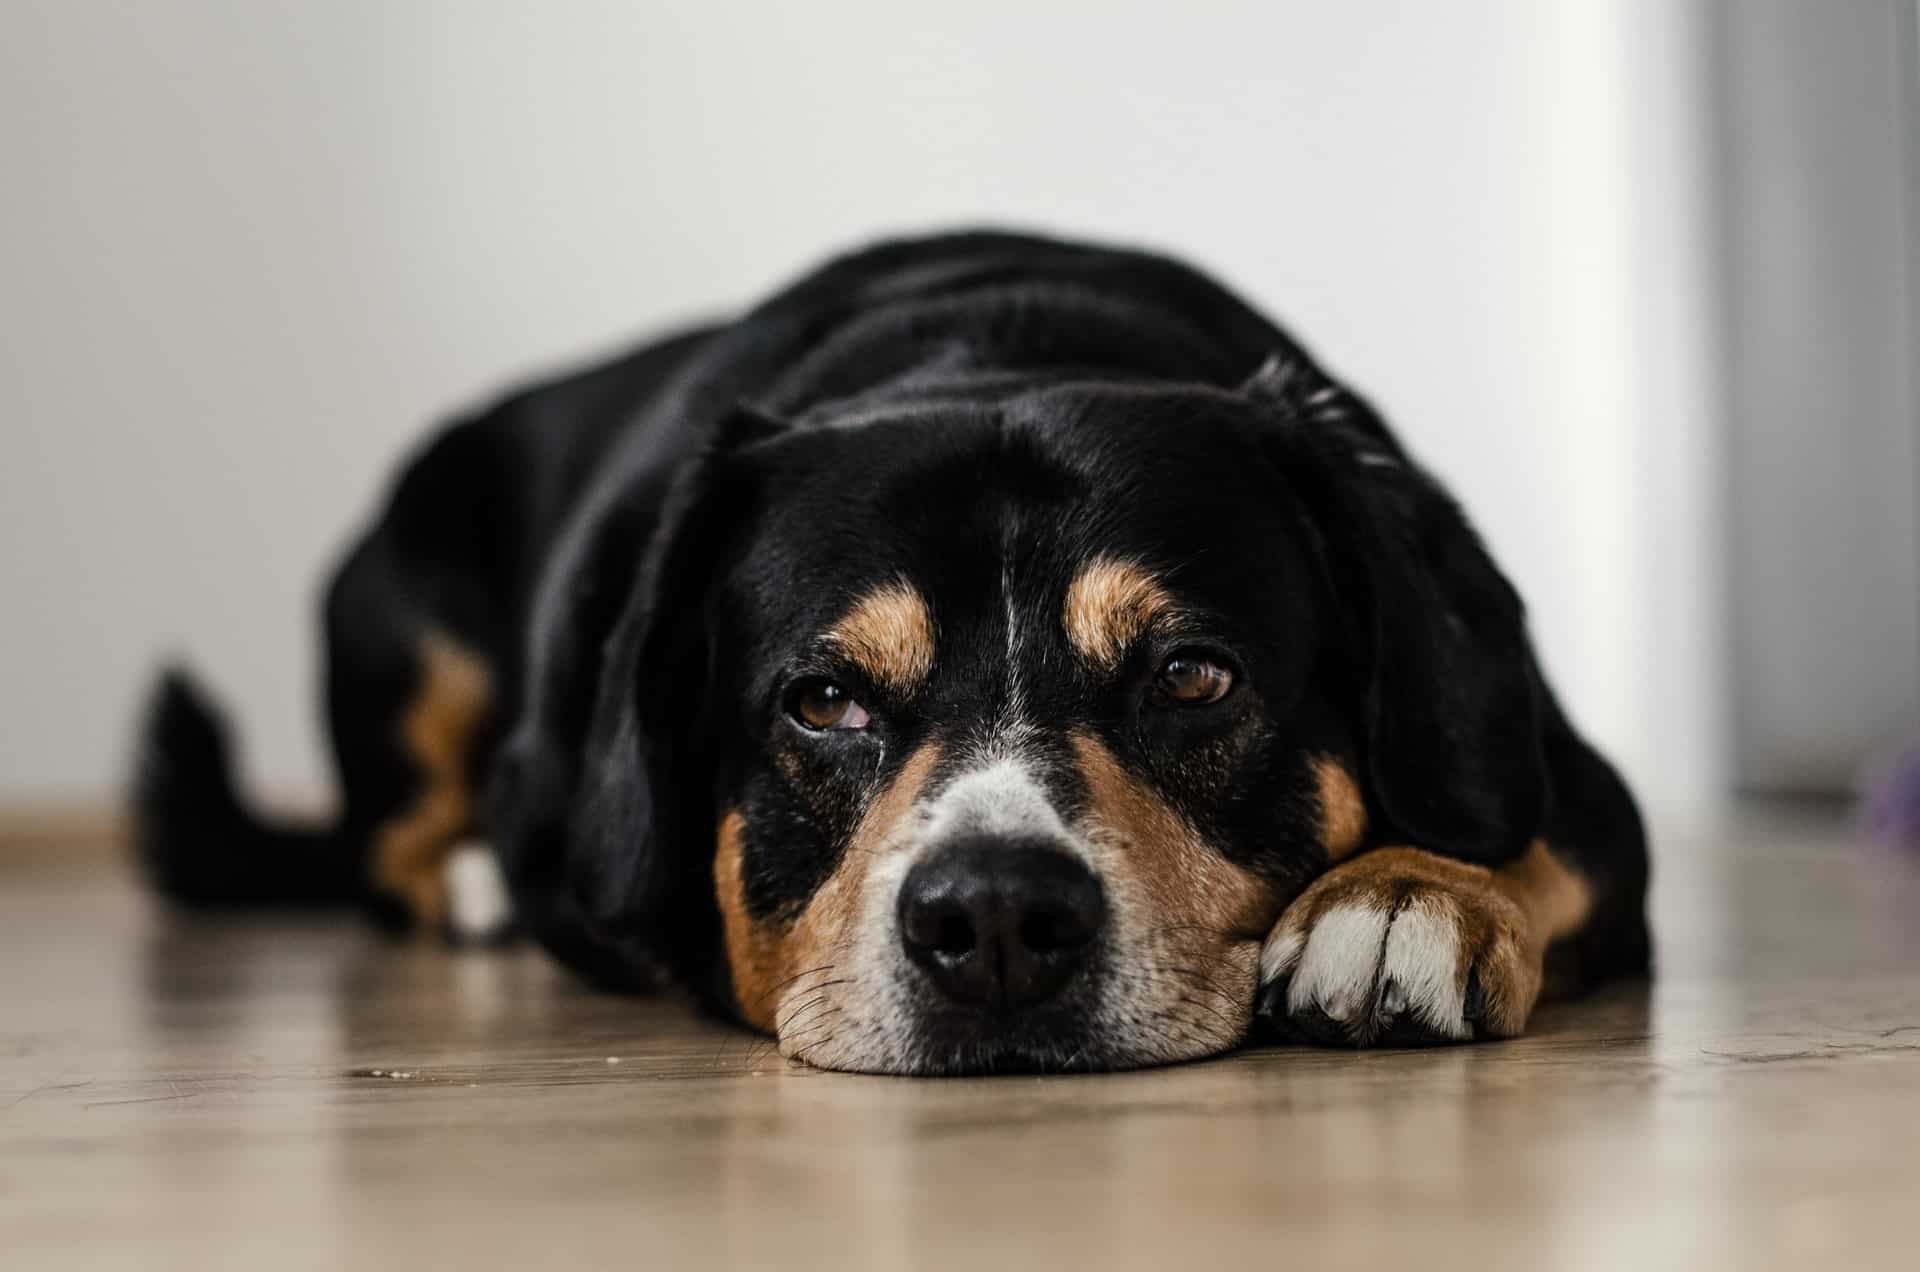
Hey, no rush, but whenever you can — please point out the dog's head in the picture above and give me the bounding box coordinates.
[501,353,1544,1074]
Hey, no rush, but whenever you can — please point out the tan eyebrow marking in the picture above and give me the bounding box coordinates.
[1063,556,1176,670]
[825,579,936,694]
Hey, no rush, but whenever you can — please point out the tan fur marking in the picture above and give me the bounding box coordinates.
[1274,840,1593,1035]
[371,632,492,928]
[825,580,935,694]
[1070,732,1277,942]
[713,812,775,1029]
[1062,557,1175,671]
[1312,756,1368,861]
[1495,840,1594,952]
[715,743,942,1033]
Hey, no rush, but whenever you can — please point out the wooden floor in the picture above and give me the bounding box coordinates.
[4,811,1918,1270]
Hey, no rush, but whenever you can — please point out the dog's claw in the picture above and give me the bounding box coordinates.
[1254,975,1290,1024]
[1285,1003,1355,1047]
[1462,968,1486,1023]
[1380,977,1408,1016]
[1252,977,1359,1047]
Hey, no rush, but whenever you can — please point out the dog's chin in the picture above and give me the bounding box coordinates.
[776,994,1247,1077]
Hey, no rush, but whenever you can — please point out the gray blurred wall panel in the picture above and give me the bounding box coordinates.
[1718,0,1920,792]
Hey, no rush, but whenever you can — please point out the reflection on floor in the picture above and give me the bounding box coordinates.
[4,808,1917,1270]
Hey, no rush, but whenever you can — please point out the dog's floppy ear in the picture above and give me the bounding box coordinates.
[1246,353,1548,862]
[491,406,780,987]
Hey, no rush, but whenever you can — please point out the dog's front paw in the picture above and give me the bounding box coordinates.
[1254,847,1543,1046]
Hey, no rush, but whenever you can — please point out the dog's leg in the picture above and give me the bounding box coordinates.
[367,632,495,931]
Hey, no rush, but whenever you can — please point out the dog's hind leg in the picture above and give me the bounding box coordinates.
[363,631,495,931]
[320,424,516,935]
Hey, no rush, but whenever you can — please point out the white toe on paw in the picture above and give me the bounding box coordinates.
[1288,903,1391,1024]
[446,841,513,942]
[1257,924,1304,985]
[1378,894,1471,1039]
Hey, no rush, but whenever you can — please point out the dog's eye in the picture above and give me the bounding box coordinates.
[1152,653,1234,706]
[787,679,872,732]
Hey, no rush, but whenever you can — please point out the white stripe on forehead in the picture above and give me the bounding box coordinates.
[1000,513,1025,692]
[984,510,1041,762]
[921,758,1070,845]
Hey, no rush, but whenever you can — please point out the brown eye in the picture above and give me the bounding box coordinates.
[1153,654,1234,706]
[788,679,872,732]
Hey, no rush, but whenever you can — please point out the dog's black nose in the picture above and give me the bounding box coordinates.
[897,839,1106,1011]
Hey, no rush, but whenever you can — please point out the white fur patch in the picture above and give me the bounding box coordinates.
[1379,896,1472,1039]
[1287,903,1390,1022]
[446,841,512,941]
[1258,925,1304,984]
[920,758,1070,845]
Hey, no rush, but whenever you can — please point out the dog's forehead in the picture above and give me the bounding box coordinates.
[732,390,1307,637]
[720,410,1326,729]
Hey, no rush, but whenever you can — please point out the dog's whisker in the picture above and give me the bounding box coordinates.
[780,1009,844,1048]
[749,962,840,1008]
[777,991,839,1034]
[792,1031,841,1068]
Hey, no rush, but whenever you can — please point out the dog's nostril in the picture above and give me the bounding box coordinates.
[899,894,973,960]
[927,910,975,958]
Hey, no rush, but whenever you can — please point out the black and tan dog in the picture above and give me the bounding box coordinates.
[136,231,1649,1075]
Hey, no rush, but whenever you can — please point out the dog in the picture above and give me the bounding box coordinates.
[135,230,1650,1075]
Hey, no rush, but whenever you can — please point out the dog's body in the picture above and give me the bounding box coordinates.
[137,231,1649,1074]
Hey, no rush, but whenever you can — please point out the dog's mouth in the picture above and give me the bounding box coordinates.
[883,1031,1115,1077]
[770,935,1265,1076]
[864,961,1113,1076]
[780,995,1258,1076]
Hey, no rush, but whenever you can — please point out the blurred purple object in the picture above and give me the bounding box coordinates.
[1862,746,1920,851]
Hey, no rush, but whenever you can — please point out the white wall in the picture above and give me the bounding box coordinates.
[0,0,1725,820]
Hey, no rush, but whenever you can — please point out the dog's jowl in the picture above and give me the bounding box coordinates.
[135,231,1650,1074]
